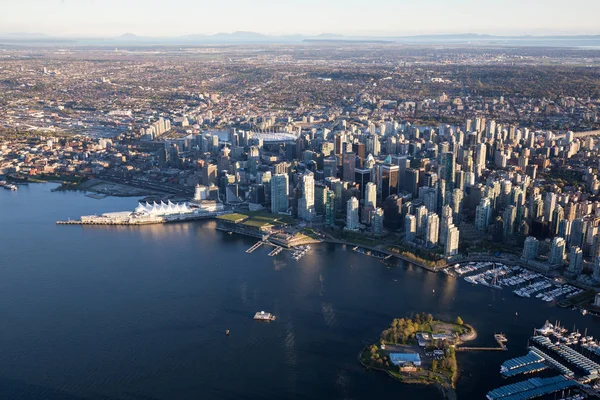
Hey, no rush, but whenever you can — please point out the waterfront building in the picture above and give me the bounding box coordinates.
[416,205,428,238]
[346,197,360,231]
[325,188,336,227]
[440,205,452,245]
[405,214,416,242]
[425,212,439,248]
[522,237,539,260]
[372,208,384,236]
[550,237,566,266]
[445,224,460,256]
[270,174,289,213]
[298,173,315,221]
[568,246,583,276]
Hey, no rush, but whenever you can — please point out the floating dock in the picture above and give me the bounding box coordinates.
[268,246,283,257]
[246,241,265,253]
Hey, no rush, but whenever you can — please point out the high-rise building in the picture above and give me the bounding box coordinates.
[342,152,356,182]
[503,205,517,239]
[404,168,420,198]
[475,197,492,232]
[298,173,315,221]
[571,218,587,248]
[440,152,456,189]
[568,246,583,275]
[381,164,399,200]
[558,219,572,246]
[416,205,428,238]
[270,174,289,213]
[365,182,377,208]
[405,214,417,242]
[346,197,360,231]
[550,237,566,266]
[355,168,371,200]
[420,186,438,213]
[425,212,440,247]
[372,208,384,236]
[522,236,539,260]
[445,224,460,256]
[440,205,453,245]
[203,163,218,186]
[325,188,336,227]
[450,188,463,217]
[544,192,557,223]
[594,257,600,282]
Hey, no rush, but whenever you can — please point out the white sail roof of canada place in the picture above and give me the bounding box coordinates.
[135,201,191,215]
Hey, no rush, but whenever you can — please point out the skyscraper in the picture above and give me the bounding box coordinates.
[475,197,492,232]
[445,224,460,256]
[550,237,566,266]
[440,205,453,245]
[342,152,356,182]
[522,236,539,260]
[440,152,456,189]
[365,182,377,208]
[594,257,600,282]
[544,192,557,223]
[270,173,289,213]
[568,246,583,275]
[298,173,315,221]
[405,214,417,242]
[416,205,428,238]
[325,188,336,227]
[381,164,399,200]
[372,208,384,236]
[346,197,359,231]
[503,205,517,239]
[425,212,440,247]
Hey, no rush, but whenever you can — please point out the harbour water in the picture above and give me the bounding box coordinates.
[1,183,600,399]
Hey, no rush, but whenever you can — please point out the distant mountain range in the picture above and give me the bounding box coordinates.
[1,31,600,46]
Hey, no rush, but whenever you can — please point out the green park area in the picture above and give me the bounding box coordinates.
[359,313,474,399]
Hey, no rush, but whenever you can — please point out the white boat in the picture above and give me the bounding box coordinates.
[254,311,276,321]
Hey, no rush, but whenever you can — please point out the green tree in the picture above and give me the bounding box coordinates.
[431,360,438,372]
[455,316,464,326]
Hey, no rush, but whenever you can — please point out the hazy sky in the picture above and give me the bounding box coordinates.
[2,0,599,37]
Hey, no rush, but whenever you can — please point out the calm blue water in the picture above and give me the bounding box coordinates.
[0,183,598,400]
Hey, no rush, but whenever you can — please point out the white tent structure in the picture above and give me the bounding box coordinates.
[135,201,191,216]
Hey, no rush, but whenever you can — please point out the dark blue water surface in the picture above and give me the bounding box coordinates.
[0,183,598,400]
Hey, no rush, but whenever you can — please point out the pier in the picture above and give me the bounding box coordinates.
[456,333,508,352]
[246,241,265,253]
[268,246,283,257]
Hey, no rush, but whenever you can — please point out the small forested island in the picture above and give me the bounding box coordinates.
[359,313,475,400]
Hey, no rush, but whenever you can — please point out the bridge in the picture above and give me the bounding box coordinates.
[554,129,600,140]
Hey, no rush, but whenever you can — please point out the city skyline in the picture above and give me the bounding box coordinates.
[2,0,600,37]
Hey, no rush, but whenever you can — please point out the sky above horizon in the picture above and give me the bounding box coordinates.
[2,0,599,37]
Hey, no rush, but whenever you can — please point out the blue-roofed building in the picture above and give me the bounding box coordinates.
[390,352,422,367]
